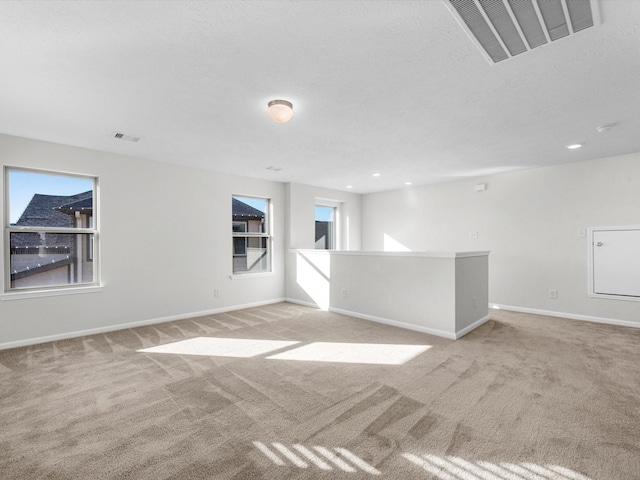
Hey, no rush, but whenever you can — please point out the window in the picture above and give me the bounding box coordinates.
[4,168,99,292]
[315,205,336,249]
[232,221,248,256]
[232,196,270,274]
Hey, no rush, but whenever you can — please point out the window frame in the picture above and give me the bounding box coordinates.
[315,201,339,250]
[232,221,248,257]
[2,166,100,296]
[231,195,272,276]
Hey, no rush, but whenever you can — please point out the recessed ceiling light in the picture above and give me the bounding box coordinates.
[405,182,412,186]
[567,143,583,149]
[346,185,353,189]
[372,173,381,177]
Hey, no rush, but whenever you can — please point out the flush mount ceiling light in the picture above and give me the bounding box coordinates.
[267,100,294,123]
[567,143,584,149]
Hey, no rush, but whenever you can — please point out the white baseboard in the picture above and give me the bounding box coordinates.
[284,298,490,340]
[0,298,286,351]
[17,297,627,351]
[490,304,640,329]
[455,314,491,339]
[283,297,322,309]
[328,307,457,340]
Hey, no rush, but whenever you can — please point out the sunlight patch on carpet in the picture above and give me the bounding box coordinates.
[402,453,592,480]
[253,442,380,474]
[138,337,299,357]
[267,342,430,365]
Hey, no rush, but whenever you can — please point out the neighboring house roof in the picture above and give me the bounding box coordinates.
[54,196,93,216]
[15,191,93,228]
[11,256,73,281]
[12,191,92,249]
[10,191,92,280]
[232,198,265,220]
[315,220,329,243]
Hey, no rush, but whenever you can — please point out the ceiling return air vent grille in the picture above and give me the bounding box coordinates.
[444,0,600,64]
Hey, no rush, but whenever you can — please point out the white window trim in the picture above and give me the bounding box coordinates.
[229,272,275,280]
[315,199,340,250]
[0,285,104,301]
[232,195,272,275]
[3,166,100,295]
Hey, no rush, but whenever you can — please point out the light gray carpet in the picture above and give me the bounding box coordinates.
[1,303,639,479]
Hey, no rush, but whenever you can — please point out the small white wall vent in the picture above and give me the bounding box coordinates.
[444,0,600,64]
[112,132,141,143]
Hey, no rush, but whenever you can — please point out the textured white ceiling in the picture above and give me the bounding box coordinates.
[1,1,639,193]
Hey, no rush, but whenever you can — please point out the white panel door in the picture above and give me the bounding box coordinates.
[593,229,640,297]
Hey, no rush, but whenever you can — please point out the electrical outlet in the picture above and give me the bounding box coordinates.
[549,290,558,299]
[470,232,478,239]
[214,289,220,297]
[341,289,348,298]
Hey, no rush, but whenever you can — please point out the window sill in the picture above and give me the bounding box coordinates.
[588,292,640,302]
[229,272,274,280]
[0,285,104,301]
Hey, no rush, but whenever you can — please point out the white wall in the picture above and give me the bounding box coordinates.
[362,153,640,325]
[4,133,637,347]
[285,182,361,251]
[330,252,489,338]
[284,182,362,303]
[286,249,488,339]
[0,134,286,347]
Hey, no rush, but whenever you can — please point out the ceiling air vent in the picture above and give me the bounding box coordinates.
[444,0,600,64]
[112,132,141,143]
